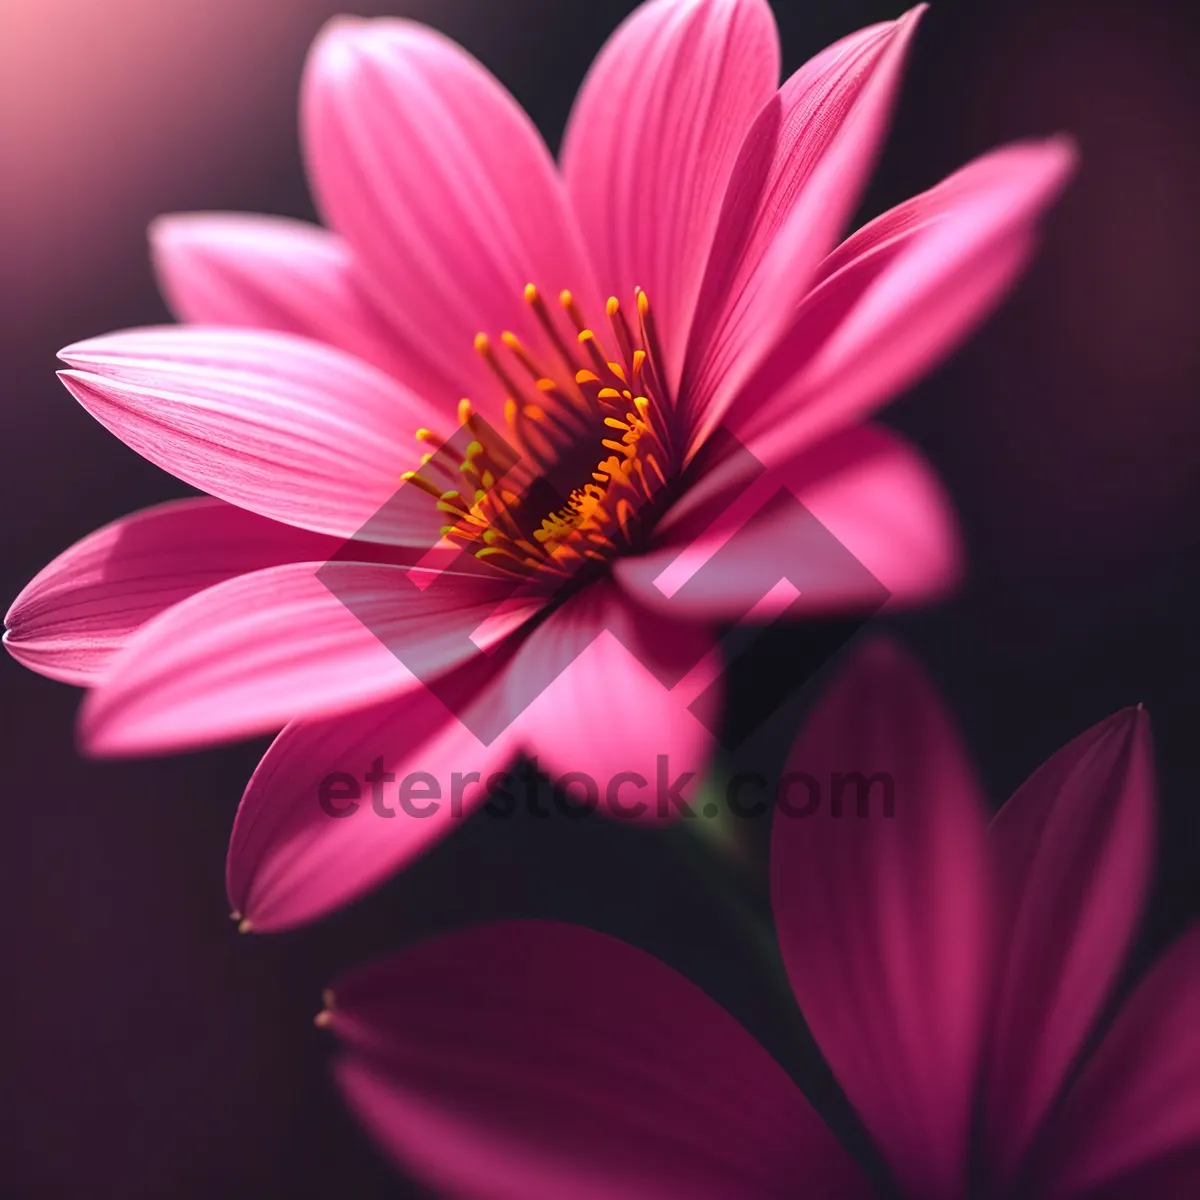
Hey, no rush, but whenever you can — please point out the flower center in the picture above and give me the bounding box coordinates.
[401,285,675,581]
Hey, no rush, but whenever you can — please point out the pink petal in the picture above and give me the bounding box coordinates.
[984,708,1157,1184]
[770,638,993,1198]
[1028,927,1200,1199]
[329,921,872,1199]
[58,326,446,544]
[790,427,961,605]
[814,139,1075,285]
[3,498,344,686]
[302,18,602,425]
[734,138,1077,468]
[78,561,538,756]
[681,8,925,447]
[228,658,520,931]
[561,0,780,394]
[149,213,417,386]
[615,425,960,619]
[503,581,721,821]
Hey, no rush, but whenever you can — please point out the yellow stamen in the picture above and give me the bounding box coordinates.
[399,284,676,575]
[401,470,448,499]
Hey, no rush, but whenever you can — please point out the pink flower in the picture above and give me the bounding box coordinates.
[321,641,1198,1199]
[5,2,1074,930]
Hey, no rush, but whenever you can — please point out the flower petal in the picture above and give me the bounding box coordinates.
[58,326,445,543]
[984,708,1157,1185]
[228,656,520,931]
[329,921,872,1199]
[503,581,721,820]
[149,213,417,387]
[561,0,779,394]
[730,138,1077,466]
[3,498,345,685]
[78,561,537,756]
[302,17,602,423]
[770,638,993,1198]
[681,8,925,446]
[616,425,959,619]
[1027,927,1200,1199]
[813,139,1074,286]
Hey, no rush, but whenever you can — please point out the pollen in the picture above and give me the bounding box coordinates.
[399,285,676,582]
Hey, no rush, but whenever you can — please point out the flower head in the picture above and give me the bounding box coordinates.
[6,1,1075,928]
[321,641,1198,1199]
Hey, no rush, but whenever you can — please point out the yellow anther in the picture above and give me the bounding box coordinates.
[560,289,587,331]
[400,283,673,580]
[401,471,447,499]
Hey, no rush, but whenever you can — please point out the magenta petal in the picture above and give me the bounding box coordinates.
[1027,927,1200,1199]
[4,498,343,685]
[813,139,1076,286]
[149,213,416,386]
[504,581,721,821]
[681,9,924,446]
[770,639,993,1198]
[984,708,1157,1184]
[330,921,872,1199]
[302,18,602,423]
[228,662,519,931]
[58,326,445,543]
[78,561,536,756]
[734,138,1077,465]
[561,0,779,393]
[615,425,960,619]
[778,426,961,607]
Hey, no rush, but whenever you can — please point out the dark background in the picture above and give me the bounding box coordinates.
[2,0,1198,1195]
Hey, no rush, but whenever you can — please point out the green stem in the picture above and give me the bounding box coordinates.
[666,815,795,1014]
